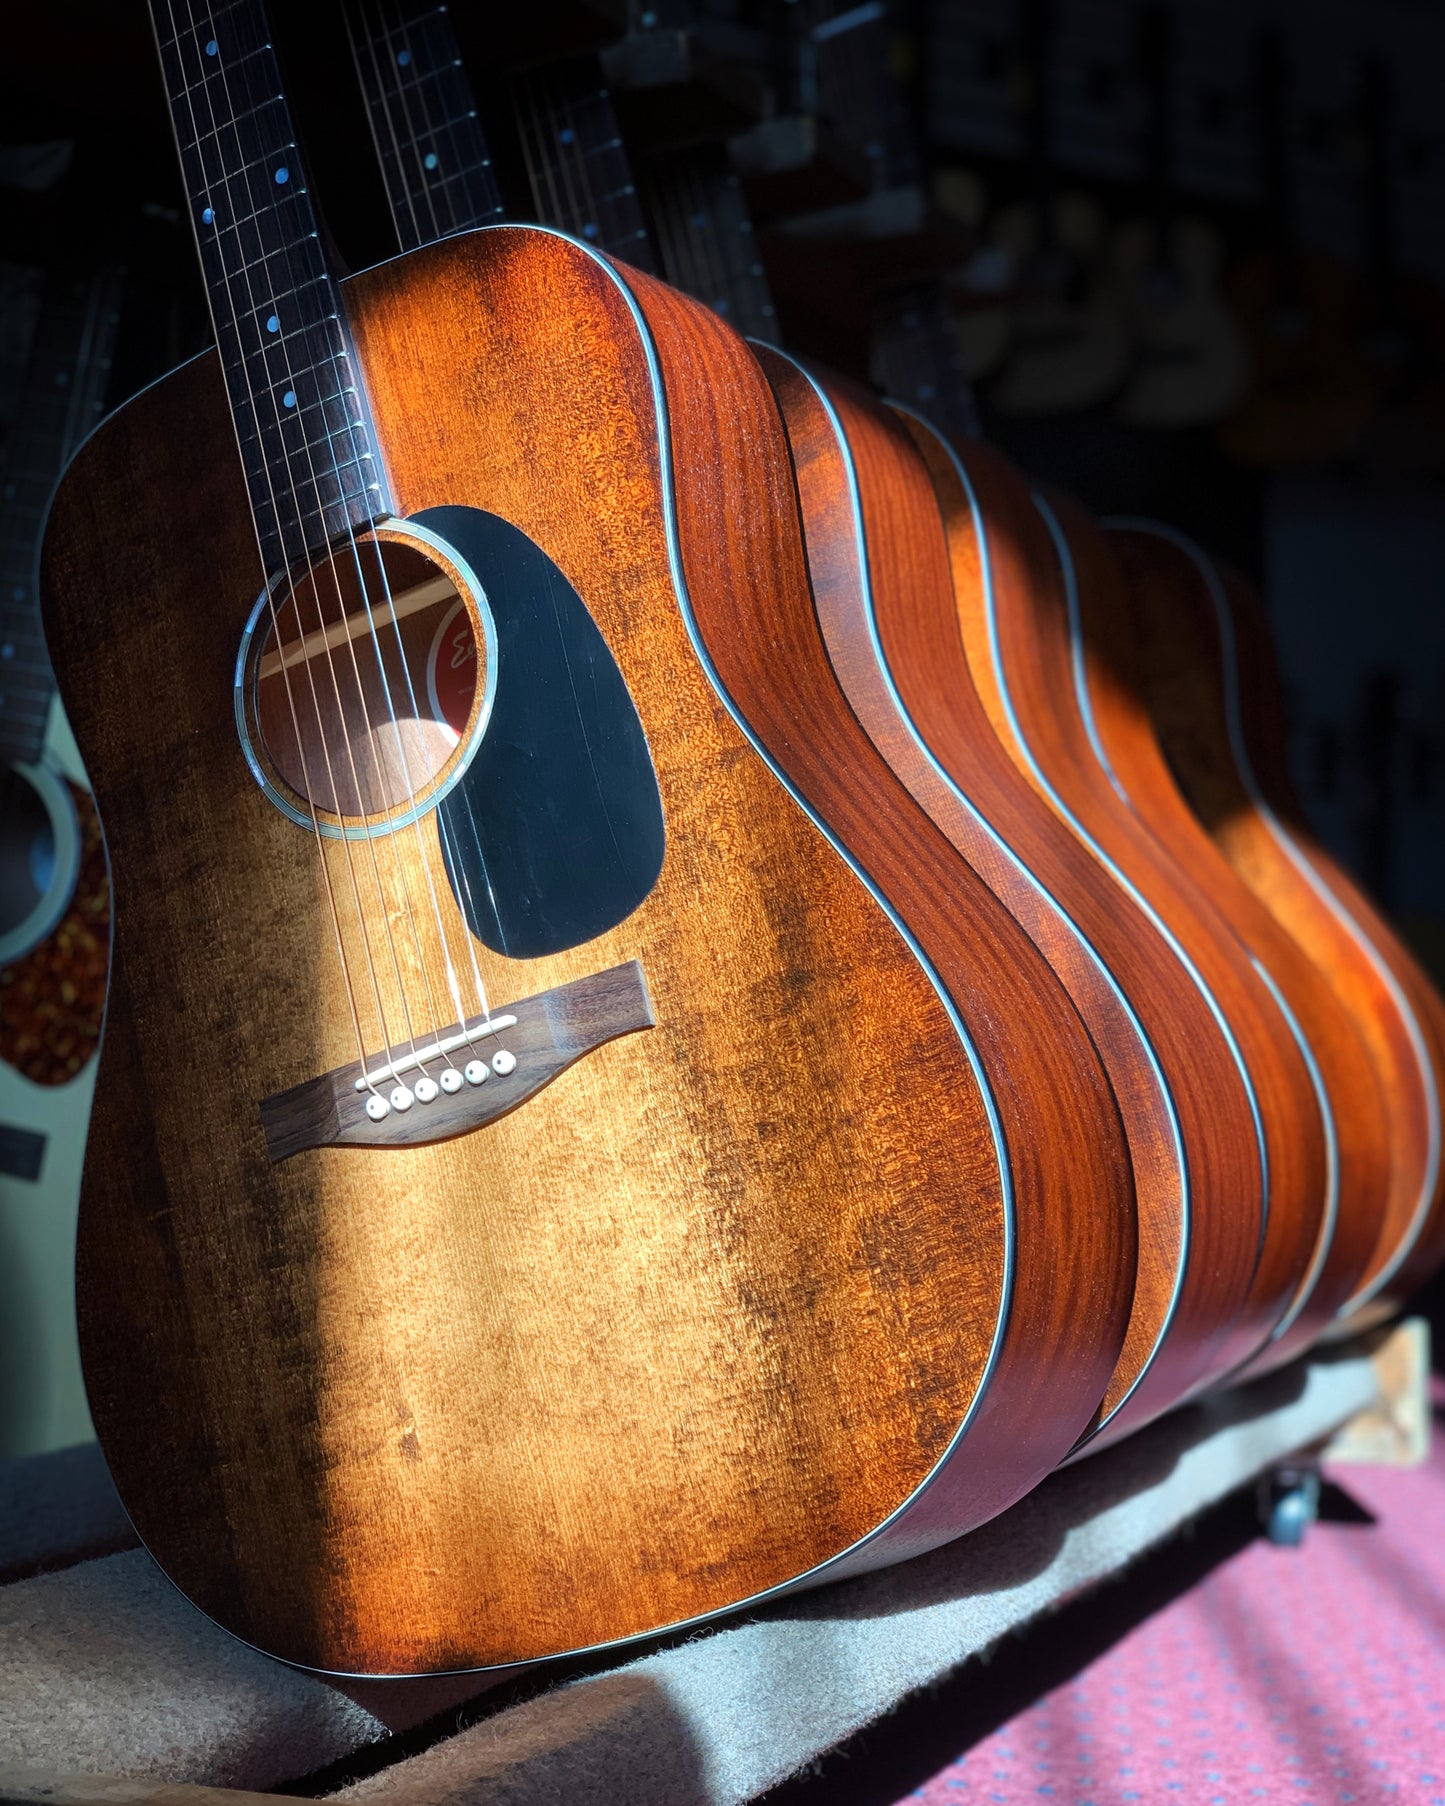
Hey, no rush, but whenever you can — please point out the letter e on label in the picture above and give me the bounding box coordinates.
[426,598,479,740]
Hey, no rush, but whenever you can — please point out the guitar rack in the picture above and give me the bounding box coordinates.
[0,1323,1422,1806]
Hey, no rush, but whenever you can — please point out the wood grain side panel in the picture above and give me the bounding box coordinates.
[1040,494,1343,1358]
[910,434,1325,1381]
[753,353,1173,1440]
[1219,560,1445,1301]
[617,264,1136,1531]
[1108,527,1397,1324]
[47,227,1014,1673]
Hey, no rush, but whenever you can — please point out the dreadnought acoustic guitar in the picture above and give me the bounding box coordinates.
[1106,523,1445,1315]
[50,0,1134,1675]
[342,1,1166,1454]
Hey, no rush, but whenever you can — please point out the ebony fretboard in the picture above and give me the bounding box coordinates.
[640,143,777,342]
[153,0,392,576]
[346,0,506,248]
[511,57,656,270]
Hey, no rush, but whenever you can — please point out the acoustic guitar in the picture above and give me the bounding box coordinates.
[1108,523,1445,1316]
[52,0,1134,1675]
[0,269,120,1096]
[416,6,1174,1451]
[347,0,1145,1462]
[564,15,1333,1441]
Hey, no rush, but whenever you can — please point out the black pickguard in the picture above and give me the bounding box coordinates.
[415,506,665,959]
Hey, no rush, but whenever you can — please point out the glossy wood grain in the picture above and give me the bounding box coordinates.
[1049,496,1385,1365]
[1162,546,1445,1308]
[45,226,1133,1675]
[897,432,1330,1386]
[756,349,1193,1447]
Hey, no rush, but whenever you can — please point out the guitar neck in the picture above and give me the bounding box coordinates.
[0,269,123,767]
[871,282,979,442]
[342,6,781,344]
[639,142,777,343]
[344,0,506,248]
[811,0,919,194]
[344,0,656,273]
[507,57,655,270]
[151,0,392,575]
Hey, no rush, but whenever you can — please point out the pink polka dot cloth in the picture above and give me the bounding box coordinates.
[903,1428,1445,1806]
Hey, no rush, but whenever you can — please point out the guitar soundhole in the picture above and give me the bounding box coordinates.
[247,526,492,830]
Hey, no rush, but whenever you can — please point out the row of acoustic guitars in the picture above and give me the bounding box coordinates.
[37,0,1445,1680]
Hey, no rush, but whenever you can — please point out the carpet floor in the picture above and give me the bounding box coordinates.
[764,1414,1445,1806]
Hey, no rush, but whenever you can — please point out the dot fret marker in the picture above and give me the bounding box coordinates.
[283,390,297,409]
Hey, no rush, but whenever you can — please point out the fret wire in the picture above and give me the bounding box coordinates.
[351,0,504,244]
[161,0,393,570]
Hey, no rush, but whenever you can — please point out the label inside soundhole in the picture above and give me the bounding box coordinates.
[425,600,479,739]
[251,531,487,825]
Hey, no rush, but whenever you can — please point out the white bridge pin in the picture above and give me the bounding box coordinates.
[439,1067,463,1094]
[364,1094,390,1122]
[464,1059,489,1086]
[491,1049,517,1076]
[413,1075,439,1104]
[390,1084,415,1112]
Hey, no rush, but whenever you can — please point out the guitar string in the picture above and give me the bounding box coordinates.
[349,0,542,988]
[385,0,465,241]
[183,0,440,1087]
[551,71,598,246]
[343,0,428,252]
[194,0,477,1085]
[362,0,517,969]
[346,0,498,1031]
[567,74,607,249]
[195,3,480,1083]
[573,71,624,258]
[157,0,387,1088]
[536,68,593,248]
[517,69,568,238]
[686,152,728,322]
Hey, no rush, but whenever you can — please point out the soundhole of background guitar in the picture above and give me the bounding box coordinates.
[249,527,489,827]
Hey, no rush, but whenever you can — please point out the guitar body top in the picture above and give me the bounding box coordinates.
[45,226,1133,1674]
